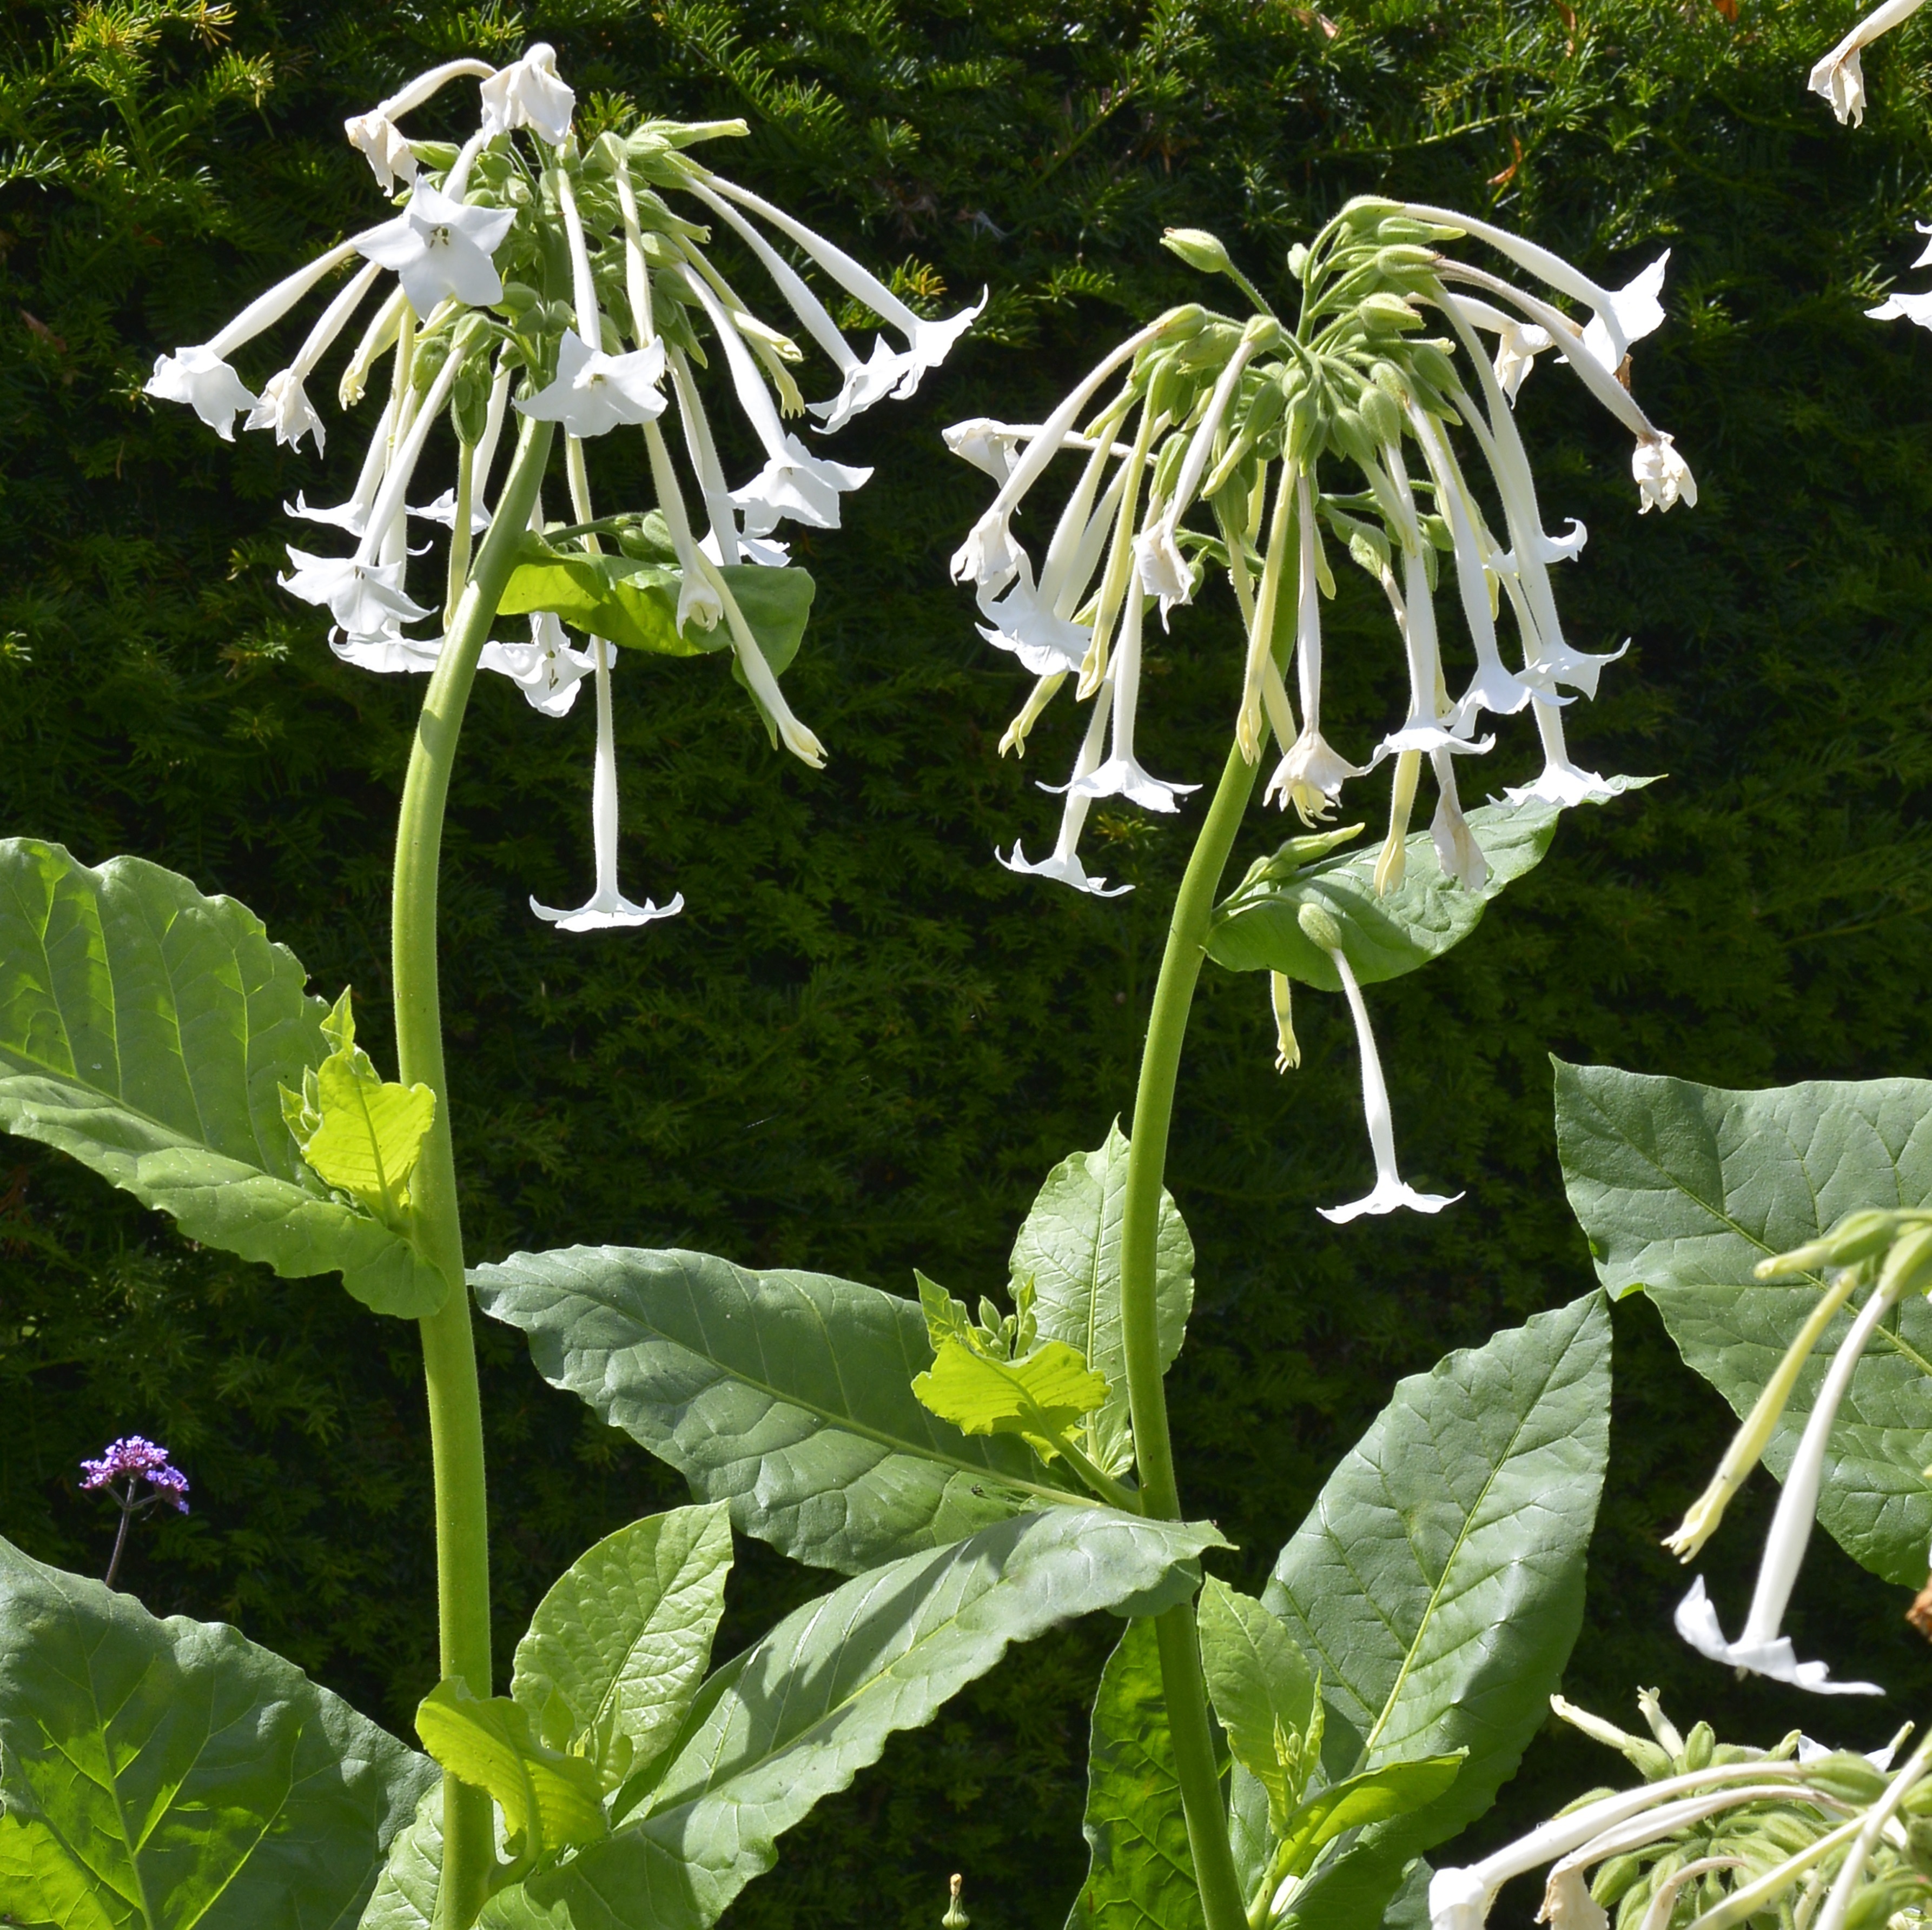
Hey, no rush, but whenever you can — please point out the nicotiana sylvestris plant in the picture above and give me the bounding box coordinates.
[1424,24,1932,1930]
[1,50,1668,1930]
[912,199,1691,1929]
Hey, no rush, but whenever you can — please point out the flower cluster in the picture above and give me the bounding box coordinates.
[80,1435,190,1513]
[1662,1212,1932,1698]
[146,45,977,930]
[1432,1690,1929,1930]
[948,200,1692,906]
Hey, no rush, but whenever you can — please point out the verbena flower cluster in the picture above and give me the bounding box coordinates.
[947,201,1692,905]
[146,45,976,930]
[79,1435,190,1513]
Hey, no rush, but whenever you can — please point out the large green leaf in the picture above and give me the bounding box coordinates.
[0,839,445,1317]
[1554,1060,1932,1586]
[0,1535,435,1930]
[1066,1618,1203,1930]
[478,1507,1227,1930]
[1011,1123,1195,1477]
[510,1503,734,1793]
[1205,799,1562,991]
[358,1792,442,1930]
[471,1244,1080,1574]
[1262,1293,1610,1924]
[1196,1577,1317,1836]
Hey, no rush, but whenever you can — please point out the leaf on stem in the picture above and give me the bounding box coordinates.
[415,1681,608,1862]
[0,838,445,1316]
[1196,1575,1319,1834]
[911,1336,1110,1463]
[472,1243,1081,1573]
[1206,799,1562,990]
[1554,1059,1932,1586]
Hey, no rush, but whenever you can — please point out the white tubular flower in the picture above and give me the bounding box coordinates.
[1134,523,1193,612]
[665,349,745,565]
[346,57,497,191]
[1867,284,1932,326]
[693,549,824,766]
[1266,475,1364,821]
[280,550,432,641]
[287,392,396,535]
[520,330,669,437]
[1000,682,1132,897]
[1319,944,1462,1223]
[1066,588,1199,812]
[147,345,259,440]
[704,175,983,404]
[1665,1265,1863,1561]
[1430,748,1487,891]
[1426,1761,1820,1930]
[480,613,596,715]
[1676,1261,1914,1696]
[1537,1866,1608,1930]
[1446,295,1555,402]
[531,640,682,930]
[950,316,1170,598]
[1404,200,1671,377]
[943,417,1033,481]
[1809,0,1930,124]
[245,370,326,453]
[979,565,1091,677]
[1505,698,1640,808]
[479,43,575,145]
[1633,433,1698,513]
[356,183,514,317]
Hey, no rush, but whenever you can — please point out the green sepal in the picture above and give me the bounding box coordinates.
[414,1679,608,1863]
[1207,799,1564,990]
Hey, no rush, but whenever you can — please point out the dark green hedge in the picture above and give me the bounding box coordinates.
[5,1,1932,1921]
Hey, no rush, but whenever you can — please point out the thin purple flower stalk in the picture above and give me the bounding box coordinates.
[81,1436,190,1588]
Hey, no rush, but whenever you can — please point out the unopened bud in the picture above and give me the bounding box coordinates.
[1359,292,1422,334]
[1271,972,1300,1075]
[1288,242,1312,277]
[1359,386,1402,447]
[1408,341,1460,392]
[1341,195,1401,227]
[1757,1208,1902,1279]
[1880,1223,1932,1299]
[943,1873,970,1930]
[1162,227,1233,275]
[1297,901,1344,953]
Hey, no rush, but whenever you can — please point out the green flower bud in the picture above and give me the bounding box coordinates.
[1678,1720,1714,1772]
[1150,430,1190,500]
[1327,406,1375,467]
[1359,384,1402,447]
[1805,1753,1889,1804]
[1297,901,1345,953]
[1359,291,1424,335]
[1375,243,1439,271]
[1341,195,1401,227]
[1287,241,1312,277]
[1161,226,1233,275]
[1408,340,1460,392]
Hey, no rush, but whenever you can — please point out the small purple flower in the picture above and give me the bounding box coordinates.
[80,1435,191,1510]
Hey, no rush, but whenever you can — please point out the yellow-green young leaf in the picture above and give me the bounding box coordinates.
[1274,1756,1464,1882]
[1197,1576,1318,1833]
[300,1053,435,1223]
[910,1338,1108,1458]
[415,1680,606,1860]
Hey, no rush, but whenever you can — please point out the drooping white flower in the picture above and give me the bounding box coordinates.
[479,613,595,716]
[1809,0,1930,124]
[1579,253,1670,379]
[1673,1260,1909,1697]
[1133,523,1193,611]
[1504,698,1642,808]
[978,565,1091,677]
[1000,683,1133,897]
[1496,319,1553,399]
[1319,943,1463,1223]
[479,43,575,145]
[1430,748,1488,892]
[518,329,669,439]
[1632,433,1697,513]
[279,549,432,641]
[530,639,682,931]
[345,111,417,195]
[147,346,258,440]
[731,434,872,534]
[411,487,492,533]
[1066,589,1199,813]
[287,393,398,536]
[356,183,514,317]
[942,417,1031,481]
[1265,476,1364,821]
[1865,236,1932,327]
[244,369,327,452]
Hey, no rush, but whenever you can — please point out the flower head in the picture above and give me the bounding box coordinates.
[517,330,667,439]
[479,43,575,145]
[1809,0,1930,125]
[355,182,514,316]
[1632,433,1697,513]
[245,369,327,453]
[81,1436,190,1513]
[345,110,417,195]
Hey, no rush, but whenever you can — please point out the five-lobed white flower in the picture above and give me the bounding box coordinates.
[517,330,669,439]
[345,111,418,195]
[279,550,432,642]
[730,434,873,535]
[244,370,327,453]
[1631,433,1697,514]
[479,43,575,145]
[479,613,596,717]
[355,182,514,318]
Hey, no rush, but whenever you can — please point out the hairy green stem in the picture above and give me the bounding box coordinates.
[1121,737,1265,1930]
[392,413,555,1930]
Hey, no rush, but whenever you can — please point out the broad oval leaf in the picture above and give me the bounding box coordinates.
[1263,1292,1610,1896]
[1554,1059,1932,1586]
[1013,1122,1195,1477]
[1206,799,1562,991]
[1067,1617,1203,1930]
[510,1502,734,1792]
[471,1244,1079,1574]
[0,1535,435,1930]
[1197,1576,1317,1835]
[414,1682,606,1859]
[479,1507,1227,1930]
[0,839,445,1316]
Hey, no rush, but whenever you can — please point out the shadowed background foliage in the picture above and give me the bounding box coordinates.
[4,0,1932,1921]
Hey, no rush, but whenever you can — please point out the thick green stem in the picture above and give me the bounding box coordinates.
[392,413,555,1930]
[1121,737,1265,1930]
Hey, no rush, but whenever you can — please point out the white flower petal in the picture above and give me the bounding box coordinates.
[996,840,1132,898]
[478,43,575,144]
[146,346,257,440]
